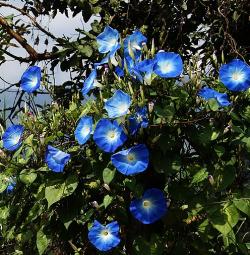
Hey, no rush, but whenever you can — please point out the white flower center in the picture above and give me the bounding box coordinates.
[31,77,38,87]
[161,62,173,73]
[231,71,244,82]
[109,38,117,47]
[127,153,136,162]
[142,199,152,209]
[81,127,90,137]
[100,229,111,241]
[118,103,128,114]
[12,134,20,144]
[107,130,118,141]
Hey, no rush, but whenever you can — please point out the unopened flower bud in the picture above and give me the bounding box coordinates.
[91,201,99,208]
[103,183,110,191]
[208,175,215,186]
[148,101,154,113]
[0,149,6,158]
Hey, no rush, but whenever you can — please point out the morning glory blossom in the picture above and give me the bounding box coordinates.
[88,220,120,251]
[82,69,97,95]
[129,106,149,135]
[125,56,143,82]
[124,30,147,60]
[93,119,127,153]
[130,188,167,224]
[153,52,183,78]
[21,66,41,93]
[104,90,131,118]
[96,26,120,54]
[45,145,71,172]
[2,124,24,151]
[219,59,250,91]
[198,87,231,107]
[111,144,149,175]
[136,59,156,84]
[74,116,93,145]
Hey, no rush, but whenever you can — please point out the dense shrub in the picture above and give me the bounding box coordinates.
[0,26,250,255]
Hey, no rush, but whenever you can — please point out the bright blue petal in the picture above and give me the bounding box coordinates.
[124,30,147,60]
[6,181,15,192]
[153,52,183,78]
[115,66,124,77]
[93,119,127,153]
[45,145,71,172]
[198,87,231,107]
[75,116,93,145]
[88,220,120,251]
[104,90,131,118]
[129,106,148,135]
[111,144,149,175]
[21,66,41,93]
[125,56,143,82]
[2,125,24,151]
[130,188,167,224]
[96,26,119,54]
[219,59,250,91]
[136,59,155,73]
[82,69,97,95]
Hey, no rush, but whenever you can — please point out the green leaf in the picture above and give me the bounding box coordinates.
[103,168,115,184]
[208,98,219,111]
[77,45,93,57]
[0,173,9,192]
[36,227,50,255]
[233,199,250,216]
[210,203,239,235]
[45,174,78,208]
[190,168,208,186]
[103,195,113,209]
[19,169,37,185]
[154,105,175,122]
[214,165,235,191]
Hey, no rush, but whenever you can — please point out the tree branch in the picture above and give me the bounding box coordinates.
[0,1,56,40]
[0,16,60,62]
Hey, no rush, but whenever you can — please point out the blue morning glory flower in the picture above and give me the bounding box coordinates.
[129,106,149,135]
[2,125,24,151]
[93,119,127,153]
[125,56,143,82]
[45,145,71,172]
[6,181,15,192]
[198,87,231,107]
[219,59,250,91]
[96,26,120,54]
[153,52,183,78]
[111,144,149,175]
[21,66,41,93]
[136,59,156,84]
[124,30,147,60]
[88,220,120,251]
[130,188,167,224]
[104,90,131,118]
[74,116,93,145]
[82,69,97,95]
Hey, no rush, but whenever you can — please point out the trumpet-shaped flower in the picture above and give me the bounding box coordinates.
[153,52,183,78]
[136,59,156,84]
[124,30,147,60]
[93,119,127,153]
[130,188,167,224]
[82,69,97,95]
[21,66,41,93]
[96,26,120,54]
[88,220,120,251]
[45,145,71,172]
[111,144,149,175]
[104,90,131,118]
[2,125,24,151]
[129,107,149,135]
[198,87,231,107]
[75,116,93,145]
[125,56,143,82]
[219,59,250,91]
